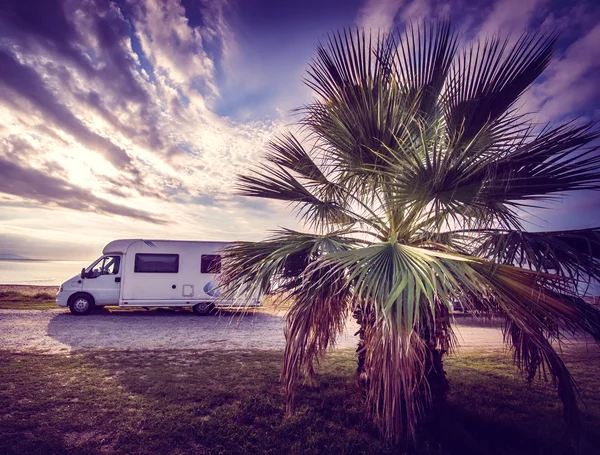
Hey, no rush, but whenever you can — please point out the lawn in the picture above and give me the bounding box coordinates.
[0,291,56,310]
[0,289,287,313]
[1,348,599,455]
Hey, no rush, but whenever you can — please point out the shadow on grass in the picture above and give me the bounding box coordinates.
[423,404,563,455]
[1,348,599,455]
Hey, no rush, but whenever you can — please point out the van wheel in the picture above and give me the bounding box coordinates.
[69,294,95,315]
[193,302,214,315]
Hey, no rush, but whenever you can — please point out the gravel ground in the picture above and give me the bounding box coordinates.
[0,308,355,353]
[0,307,517,354]
[2,285,595,354]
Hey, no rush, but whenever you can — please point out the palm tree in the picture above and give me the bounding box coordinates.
[219,22,600,443]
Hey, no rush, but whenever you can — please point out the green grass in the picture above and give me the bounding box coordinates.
[0,291,56,309]
[1,348,599,455]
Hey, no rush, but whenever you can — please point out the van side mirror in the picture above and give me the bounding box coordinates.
[81,268,86,279]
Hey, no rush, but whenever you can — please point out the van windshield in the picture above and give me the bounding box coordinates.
[85,256,120,278]
[85,257,104,274]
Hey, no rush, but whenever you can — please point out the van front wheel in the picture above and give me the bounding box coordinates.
[69,294,95,315]
[193,302,214,315]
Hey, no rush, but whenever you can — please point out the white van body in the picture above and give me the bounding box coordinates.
[56,239,260,315]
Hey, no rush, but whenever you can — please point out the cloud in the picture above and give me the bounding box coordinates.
[0,0,597,261]
[0,49,135,170]
[0,154,166,224]
[356,0,405,31]
[0,0,149,104]
[0,0,300,259]
[129,0,218,101]
[521,22,600,121]
[399,0,432,23]
[476,0,548,41]
[0,0,282,199]
[0,0,90,72]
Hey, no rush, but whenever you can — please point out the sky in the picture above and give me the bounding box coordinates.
[0,0,599,260]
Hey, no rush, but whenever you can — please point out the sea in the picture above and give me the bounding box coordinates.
[0,259,91,286]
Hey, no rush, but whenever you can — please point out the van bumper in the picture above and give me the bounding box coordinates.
[56,291,70,307]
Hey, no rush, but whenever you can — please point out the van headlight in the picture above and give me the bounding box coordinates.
[59,285,64,292]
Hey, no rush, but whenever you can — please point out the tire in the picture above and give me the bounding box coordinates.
[68,293,95,315]
[193,302,214,315]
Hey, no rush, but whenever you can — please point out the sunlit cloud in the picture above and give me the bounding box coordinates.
[356,0,406,31]
[0,0,598,259]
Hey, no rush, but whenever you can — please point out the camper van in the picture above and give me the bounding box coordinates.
[56,239,260,315]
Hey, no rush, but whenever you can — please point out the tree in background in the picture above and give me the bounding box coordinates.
[220,22,600,443]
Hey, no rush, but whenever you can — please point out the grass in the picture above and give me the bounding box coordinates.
[0,291,56,309]
[1,348,599,455]
[0,290,284,312]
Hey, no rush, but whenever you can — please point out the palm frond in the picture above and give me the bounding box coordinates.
[219,230,358,301]
[475,121,600,203]
[265,133,330,187]
[304,28,393,104]
[474,227,600,289]
[504,319,581,435]
[378,118,600,234]
[465,261,600,437]
[467,261,600,340]
[390,20,458,121]
[302,28,421,175]
[308,242,447,331]
[371,121,527,233]
[236,163,358,230]
[282,267,351,414]
[445,32,556,147]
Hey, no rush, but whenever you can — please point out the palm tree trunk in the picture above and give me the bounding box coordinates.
[353,304,375,393]
[353,302,449,401]
[422,304,450,403]
[424,343,449,402]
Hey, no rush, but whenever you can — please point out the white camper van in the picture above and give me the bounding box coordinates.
[56,239,260,315]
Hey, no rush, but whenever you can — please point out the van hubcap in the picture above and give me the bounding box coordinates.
[73,298,89,312]
[196,303,209,313]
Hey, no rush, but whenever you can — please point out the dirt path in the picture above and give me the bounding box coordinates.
[2,285,594,355]
[0,309,288,353]
[0,308,511,354]
[2,308,596,355]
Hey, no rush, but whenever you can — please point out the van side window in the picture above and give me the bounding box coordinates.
[86,256,120,278]
[201,254,221,274]
[104,256,120,275]
[135,254,179,273]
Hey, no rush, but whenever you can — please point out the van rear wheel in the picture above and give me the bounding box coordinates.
[193,302,214,315]
[69,294,95,315]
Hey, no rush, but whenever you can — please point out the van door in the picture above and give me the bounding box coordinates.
[82,255,122,305]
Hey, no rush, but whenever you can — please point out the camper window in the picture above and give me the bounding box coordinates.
[135,254,179,273]
[201,254,221,274]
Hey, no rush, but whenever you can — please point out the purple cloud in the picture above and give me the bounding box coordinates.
[0,0,149,104]
[523,22,600,121]
[0,0,598,260]
[0,155,166,224]
[0,49,136,170]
